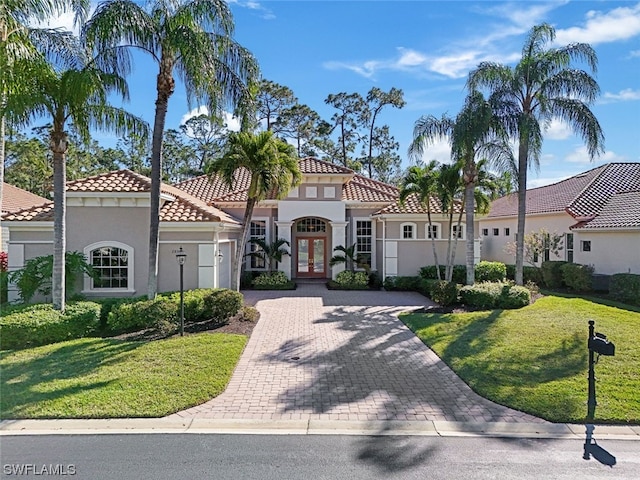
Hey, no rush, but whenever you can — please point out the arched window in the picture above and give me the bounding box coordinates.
[296,218,327,233]
[83,241,134,292]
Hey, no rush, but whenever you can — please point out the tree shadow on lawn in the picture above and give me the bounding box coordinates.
[262,306,538,423]
[415,310,587,421]
[1,339,142,418]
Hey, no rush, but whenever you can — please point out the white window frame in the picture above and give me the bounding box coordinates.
[426,223,441,240]
[400,222,416,240]
[352,217,375,271]
[83,241,135,293]
[452,223,466,240]
[246,216,270,271]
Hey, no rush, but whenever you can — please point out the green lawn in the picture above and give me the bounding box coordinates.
[1,333,247,419]
[401,295,640,424]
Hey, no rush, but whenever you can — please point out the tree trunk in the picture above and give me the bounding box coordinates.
[515,135,529,286]
[464,181,475,285]
[234,197,257,291]
[445,209,454,282]
[427,209,441,281]
[50,130,68,311]
[147,62,175,299]
[0,114,5,220]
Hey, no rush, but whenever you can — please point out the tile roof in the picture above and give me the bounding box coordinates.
[1,183,50,213]
[487,163,640,223]
[571,190,640,229]
[373,192,462,215]
[3,170,239,224]
[298,157,354,175]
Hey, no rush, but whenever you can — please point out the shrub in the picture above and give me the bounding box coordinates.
[541,261,568,288]
[368,271,383,289]
[460,282,502,310]
[560,263,594,292]
[498,285,531,309]
[431,281,458,306]
[252,271,290,288]
[96,296,146,331]
[460,282,531,310]
[107,297,178,334]
[0,301,101,350]
[505,265,544,285]
[161,289,216,322]
[334,270,369,288]
[475,261,507,282]
[384,276,422,291]
[419,265,467,284]
[204,289,243,322]
[610,273,640,306]
[236,306,260,322]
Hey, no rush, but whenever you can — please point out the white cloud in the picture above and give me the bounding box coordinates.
[228,0,274,20]
[601,88,640,103]
[33,11,78,34]
[555,3,640,45]
[543,119,572,140]
[411,138,452,165]
[481,1,569,29]
[528,175,571,188]
[630,50,640,58]
[180,106,241,133]
[565,146,626,164]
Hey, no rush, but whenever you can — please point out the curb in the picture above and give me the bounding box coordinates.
[1,419,639,440]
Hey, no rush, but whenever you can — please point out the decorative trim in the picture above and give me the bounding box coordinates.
[83,241,135,293]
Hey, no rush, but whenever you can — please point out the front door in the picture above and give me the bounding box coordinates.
[296,237,326,278]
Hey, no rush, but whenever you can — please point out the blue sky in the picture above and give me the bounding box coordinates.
[50,1,640,187]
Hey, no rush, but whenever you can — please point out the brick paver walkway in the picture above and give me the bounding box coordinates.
[168,284,544,423]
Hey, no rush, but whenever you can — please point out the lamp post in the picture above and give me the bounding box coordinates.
[175,247,187,336]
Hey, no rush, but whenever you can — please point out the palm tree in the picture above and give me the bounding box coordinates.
[468,23,604,285]
[398,161,442,280]
[246,237,290,273]
[6,41,147,310]
[329,243,371,274]
[437,162,465,283]
[1,0,89,216]
[409,92,513,285]
[83,0,259,299]
[206,131,301,291]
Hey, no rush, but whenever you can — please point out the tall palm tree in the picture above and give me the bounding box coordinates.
[83,0,259,299]
[468,23,604,285]
[399,161,442,280]
[409,92,513,285]
[6,41,147,310]
[1,0,89,216]
[437,162,464,283]
[206,131,301,291]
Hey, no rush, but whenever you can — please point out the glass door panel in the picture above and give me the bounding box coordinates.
[313,239,324,273]
[297,239,309,273]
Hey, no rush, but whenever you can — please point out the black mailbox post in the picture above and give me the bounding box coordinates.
[587,320,615,421]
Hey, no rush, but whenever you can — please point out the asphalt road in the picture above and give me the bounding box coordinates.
[1,434,638,480]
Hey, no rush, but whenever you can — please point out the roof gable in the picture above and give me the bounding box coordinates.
[2,183,50,213]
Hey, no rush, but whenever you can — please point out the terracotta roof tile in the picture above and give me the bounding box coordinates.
[174,169,252,204]
[299,157,354,174]
[373,192,462,215]
[572,190,640,229]
[3,170,240,224]
[1,183,50,213]
[343,175,399,202]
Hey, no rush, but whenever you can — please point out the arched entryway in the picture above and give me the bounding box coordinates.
[294,217,329,279]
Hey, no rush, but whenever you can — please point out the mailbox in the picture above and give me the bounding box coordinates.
[588,332,615,356]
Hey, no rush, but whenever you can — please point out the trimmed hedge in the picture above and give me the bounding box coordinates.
[252,271,289,288]
[0,302,101,350]
[107,288,243,334]
[541,261,568,288]
[335,271,369,288]
[459,282,531,310]
[475,261,507,282]
[560,263,594,292]
[419,265,467,284]
[431,281,458,306]
[384,276,422,291]
[610,273,640,306]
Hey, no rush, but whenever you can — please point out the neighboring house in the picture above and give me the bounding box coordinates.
[1,183,50,253]
[2,158,473,300]
[480,163,640,275]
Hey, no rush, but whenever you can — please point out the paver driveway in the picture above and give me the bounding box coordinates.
[169,284,543,423]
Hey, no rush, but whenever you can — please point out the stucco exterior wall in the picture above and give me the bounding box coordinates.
[573,230,640,275]
[479,213,573,265]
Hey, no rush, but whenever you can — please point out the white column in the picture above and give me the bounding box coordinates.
[330,221,348,279]
[275,221,293,279]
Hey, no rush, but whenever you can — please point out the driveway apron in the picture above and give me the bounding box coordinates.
[169,284,543,423]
